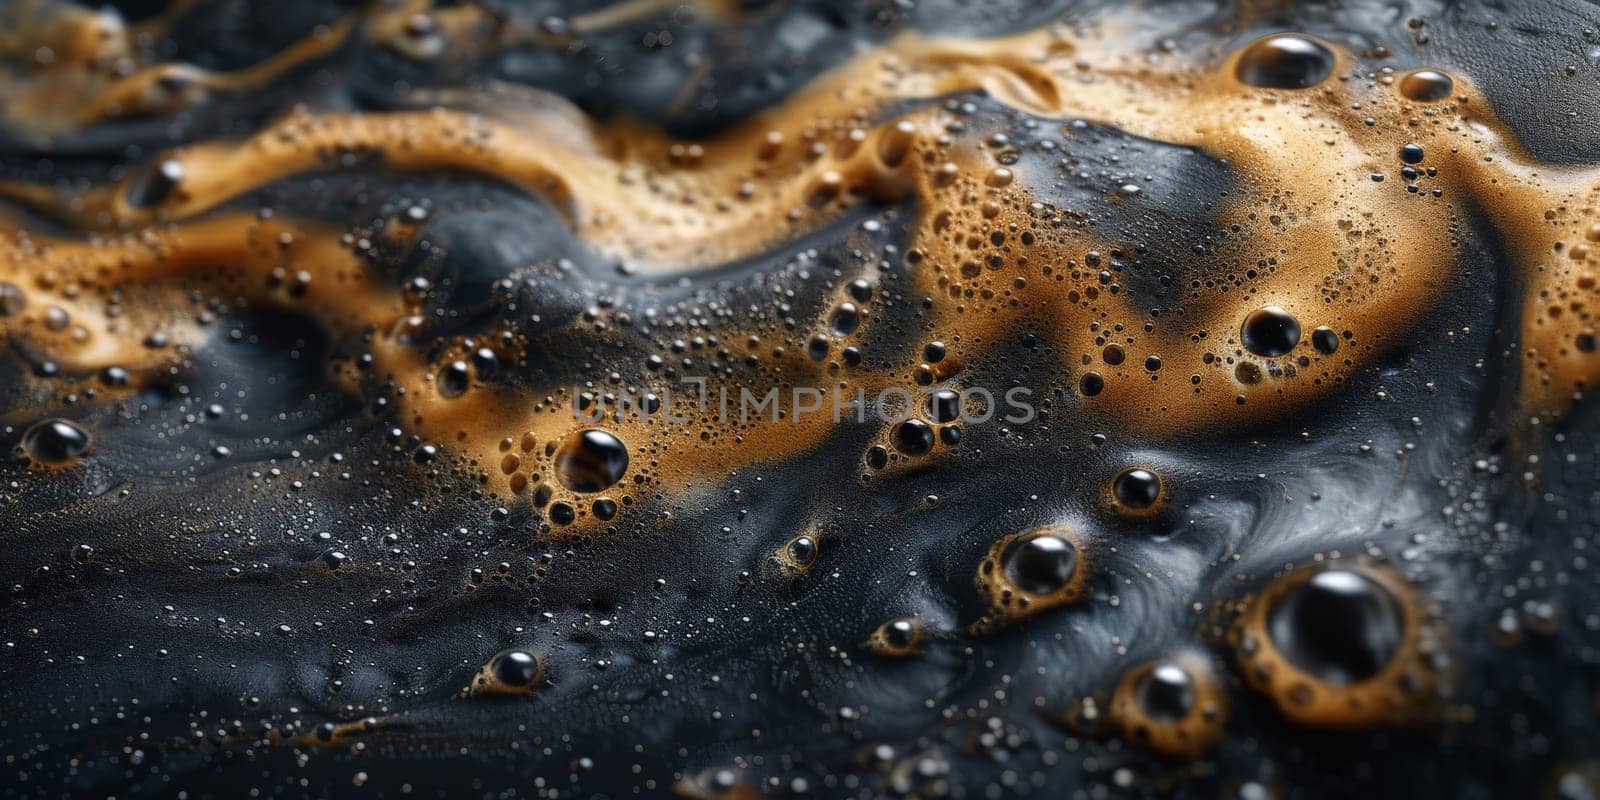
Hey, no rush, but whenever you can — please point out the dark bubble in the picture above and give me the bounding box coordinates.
[1101,344,1125,365]
[531,484,552,508]
[882,618,918,650]
[1080,371,1105,397]
[471,347,498,378]
[1267,569,1404,685]
[490,649,542,687]
[923,341,946,362]
[807,335,830,361]
[1002,534,1078,596]
[786,535,818,567]
[438,360,471,398]
[592,498,618,521]
[555,429,629,492]
[1112,468,1161,509]
[1311,325,1340,354]
[1399,143,1425,164]
[1235,34,1335,89]
[125,159,186,207]
[548,501,576,525]
[1400,70,1454,102]
[23,419,92,464]
[928,389,961,423]
[1241,306,1301,357]
[830,303,861,335]
[893,419,935,455]
[0,282,26,316]
[1135,661,1197,721]
[44,306,69,331]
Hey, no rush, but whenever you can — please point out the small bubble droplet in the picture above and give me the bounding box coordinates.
[554,429,629,492]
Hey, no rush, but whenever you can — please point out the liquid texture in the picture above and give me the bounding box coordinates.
[1,0,1599,797]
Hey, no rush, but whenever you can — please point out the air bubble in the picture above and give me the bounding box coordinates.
[785,535,818,568]
[554,429,629,492]
[0,282,26,316]
[468,648,544,696]
[491,649,543,687]
[23,419,91,464]
[1235,34,1335,89]
[1001,534,1078,596]
[893,419,935,455]
[438,361,471,398]
[1112,468,1161,510]
[1241,306,1301,357]
[1399,70,1454,102]
[1266,568,1404,685]
[1134,661,1196,721]
[868,617,923,656]
[1311,326,1339,354]
[125,159,186,207]
[1080,371,1105,397]
[928,389,960,423]
[830,303,861,336]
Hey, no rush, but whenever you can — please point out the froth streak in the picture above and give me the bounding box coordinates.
[0,5,1597,532]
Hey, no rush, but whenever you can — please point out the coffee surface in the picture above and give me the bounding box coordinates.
[1,1,1598,797]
